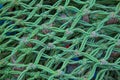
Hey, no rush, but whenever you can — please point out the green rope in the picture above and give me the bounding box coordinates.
[0,0,120,80]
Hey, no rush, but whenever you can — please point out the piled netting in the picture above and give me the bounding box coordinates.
[0,0,120,80]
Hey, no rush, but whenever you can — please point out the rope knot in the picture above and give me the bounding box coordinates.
[27,63,36,70]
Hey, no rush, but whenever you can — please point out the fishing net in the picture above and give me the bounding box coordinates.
[0,0,120,80]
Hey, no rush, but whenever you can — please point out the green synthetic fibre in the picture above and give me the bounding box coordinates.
[0,0,120,80]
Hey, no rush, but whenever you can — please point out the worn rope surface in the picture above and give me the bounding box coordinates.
[0,0,120,80]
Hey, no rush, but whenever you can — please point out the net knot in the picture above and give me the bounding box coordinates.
[83,8,90,15]
[36,4,42,8]
[109,12,116,18]
[116,39,120,46]
[41,24,52,34]
[56,70,64,76]
[20,37,28,44]
[99,59,108,65]
[90,31,98,38]
[47,32,55,39]
[74,50,80,56]
[60,14,67,18]
[53,54,61,61]
[57,6,65,12]
[65,29,73,35]
[27,63,36,70]
[47,43,55,50]
[106,12,118,24]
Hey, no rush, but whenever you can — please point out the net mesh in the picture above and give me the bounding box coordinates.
[0,0,120,80]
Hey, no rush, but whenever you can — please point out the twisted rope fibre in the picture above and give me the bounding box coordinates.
[0,0,120,80]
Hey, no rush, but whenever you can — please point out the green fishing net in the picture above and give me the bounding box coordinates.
[0,0,120,80]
